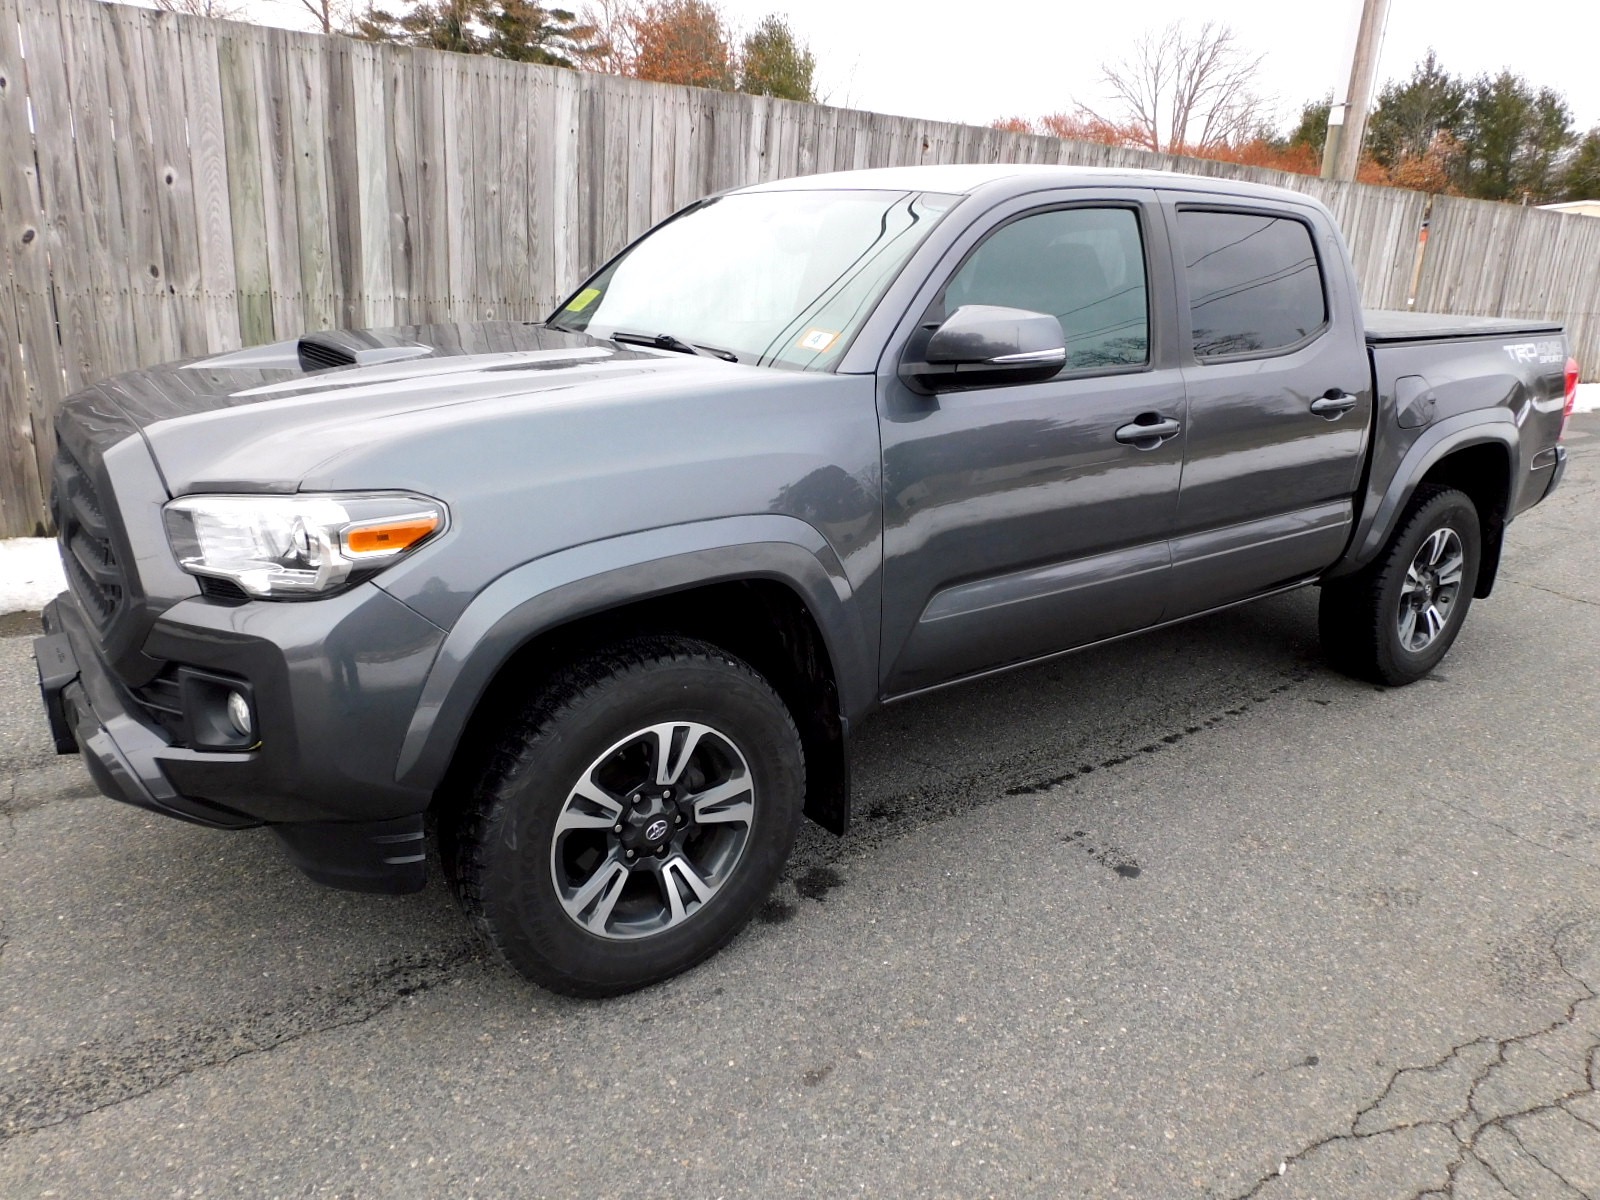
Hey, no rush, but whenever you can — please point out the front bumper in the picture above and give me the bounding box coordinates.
[37,600,257,829]
[36,587,444,893]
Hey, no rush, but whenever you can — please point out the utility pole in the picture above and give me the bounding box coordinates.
[1321,0,1391,180]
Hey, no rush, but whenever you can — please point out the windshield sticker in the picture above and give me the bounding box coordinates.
[566,287,603,312]
[798,328,839,352]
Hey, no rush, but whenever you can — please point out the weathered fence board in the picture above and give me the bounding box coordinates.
[1,0,1598,536]
[0,0,60,532]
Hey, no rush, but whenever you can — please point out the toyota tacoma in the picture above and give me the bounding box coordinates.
[35,165,1578,995]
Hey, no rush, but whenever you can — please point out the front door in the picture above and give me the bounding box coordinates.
[878,192,1187,697]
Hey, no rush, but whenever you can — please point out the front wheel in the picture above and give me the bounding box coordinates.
[446,636,805,997]
[1319,484,1482,686]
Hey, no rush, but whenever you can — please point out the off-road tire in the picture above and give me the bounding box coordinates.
[444,635,804,997]
[1319,484,1482,686]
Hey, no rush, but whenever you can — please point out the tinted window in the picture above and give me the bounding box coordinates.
[942,208,1149,371]
[1178,210,1326,358]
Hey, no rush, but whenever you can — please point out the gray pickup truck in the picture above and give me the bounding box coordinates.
[35,164,1577,995]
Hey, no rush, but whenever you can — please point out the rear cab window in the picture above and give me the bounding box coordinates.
[1176,209,1327,360]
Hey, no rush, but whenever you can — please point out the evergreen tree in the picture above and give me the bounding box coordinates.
[1286,96,1331,158]
[1557,129,1600,201]
[1456,71,1573,202]
[1365,50,1466,170]
[353,0,598,67]
[737,14,815,102]
[488,0,598,64]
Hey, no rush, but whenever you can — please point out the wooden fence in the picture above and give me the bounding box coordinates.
[2,0,1598,536]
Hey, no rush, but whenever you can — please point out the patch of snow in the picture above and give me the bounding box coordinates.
[0,538,66,615]
[1575,383,1600,414]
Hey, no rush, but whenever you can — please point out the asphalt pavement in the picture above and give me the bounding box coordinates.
[2,416,1598,1199]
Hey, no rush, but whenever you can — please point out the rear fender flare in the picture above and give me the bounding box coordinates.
[391,515,873,794]
[1328,412,1517,580]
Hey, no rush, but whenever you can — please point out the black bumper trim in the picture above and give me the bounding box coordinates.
[34,631,78,753]
[274,816,427,894]
[1545,445,1568,499]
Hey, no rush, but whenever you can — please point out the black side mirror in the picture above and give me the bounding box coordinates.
[902,305,1067,392]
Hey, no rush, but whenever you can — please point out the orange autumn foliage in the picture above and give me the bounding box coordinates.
[1036,112,1147,147]
[991,113,1397,187]
[626,0,733,90]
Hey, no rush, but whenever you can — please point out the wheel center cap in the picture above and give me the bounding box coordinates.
[644,818,671,843]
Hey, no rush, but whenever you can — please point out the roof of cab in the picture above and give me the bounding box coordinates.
[735,162,1318,207]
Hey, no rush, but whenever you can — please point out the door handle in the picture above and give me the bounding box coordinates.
[1114,415,1182,448]
[1310,391,1359,418]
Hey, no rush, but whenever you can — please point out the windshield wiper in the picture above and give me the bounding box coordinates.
[607,330,738,363]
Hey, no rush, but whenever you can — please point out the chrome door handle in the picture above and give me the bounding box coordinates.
[1310,391,1358,418]
[1114,416,1182,447]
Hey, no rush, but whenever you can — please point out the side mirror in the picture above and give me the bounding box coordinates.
[902,305,1067,392]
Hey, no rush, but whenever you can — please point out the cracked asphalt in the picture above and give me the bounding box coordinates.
[1,415,1597,1198]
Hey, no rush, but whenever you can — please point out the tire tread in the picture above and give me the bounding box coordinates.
[445,635,801,996]
[1319,484,1478,686]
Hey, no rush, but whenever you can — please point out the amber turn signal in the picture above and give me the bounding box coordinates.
[342,514,441,557]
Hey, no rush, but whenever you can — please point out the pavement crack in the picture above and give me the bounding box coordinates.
[1501,575,1600,609]
[1560,1101,1600,1135]
[1504,1124,1587,1196]
[1425,792,1595,869]
[0,943,480,1143]
[1229,921,1600,1198]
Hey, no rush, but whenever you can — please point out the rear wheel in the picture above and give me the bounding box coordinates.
[446,636,804,996]
[1319,484,1481,686]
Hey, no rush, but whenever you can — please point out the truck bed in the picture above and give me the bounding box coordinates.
[1364,309,1564,344]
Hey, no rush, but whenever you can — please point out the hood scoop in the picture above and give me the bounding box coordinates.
[297,333,432,373]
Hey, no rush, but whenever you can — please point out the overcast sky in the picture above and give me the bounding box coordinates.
[246,0,1600,133]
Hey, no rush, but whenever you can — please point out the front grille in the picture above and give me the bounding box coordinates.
[52,445,126,628]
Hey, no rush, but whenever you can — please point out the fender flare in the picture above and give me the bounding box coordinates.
[391,514,874,795]
[1328,411,1518,581]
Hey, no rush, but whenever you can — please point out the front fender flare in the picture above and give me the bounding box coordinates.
[390,514,873,795]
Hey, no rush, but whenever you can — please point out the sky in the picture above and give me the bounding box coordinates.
[243,0,1600,134]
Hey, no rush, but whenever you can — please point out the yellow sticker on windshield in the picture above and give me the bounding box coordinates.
[798,328,839,352]
[566,287,602,313]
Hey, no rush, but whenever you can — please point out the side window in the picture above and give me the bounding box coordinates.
[942,207,1149,371]
[1177,210,1327,359]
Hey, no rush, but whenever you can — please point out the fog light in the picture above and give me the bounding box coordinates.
[226,690,253,739]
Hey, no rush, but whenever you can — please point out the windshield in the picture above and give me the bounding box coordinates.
[548,189,961,369]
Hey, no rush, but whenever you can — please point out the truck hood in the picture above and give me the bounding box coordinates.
[64,322,745,494]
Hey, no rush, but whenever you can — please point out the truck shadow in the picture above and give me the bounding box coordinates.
[3,584,1340,1043]
[818,584,1337,862]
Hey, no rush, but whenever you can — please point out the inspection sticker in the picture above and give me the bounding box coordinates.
[565,287,603,312]
[798,328,839,352]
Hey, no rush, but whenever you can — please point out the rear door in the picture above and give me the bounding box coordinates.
[1162,196,1372,616]
[876,189,1186,696]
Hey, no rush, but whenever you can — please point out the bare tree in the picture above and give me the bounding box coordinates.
[154,0,247,18]
[1082,22,1268,155]
[281,0,361,34]
[581,0,640,73]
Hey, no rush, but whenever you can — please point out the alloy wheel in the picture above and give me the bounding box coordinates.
[549,721,756,941]
[1398,527,1466,652]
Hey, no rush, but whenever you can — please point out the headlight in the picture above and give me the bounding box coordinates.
[163,493,447,598]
